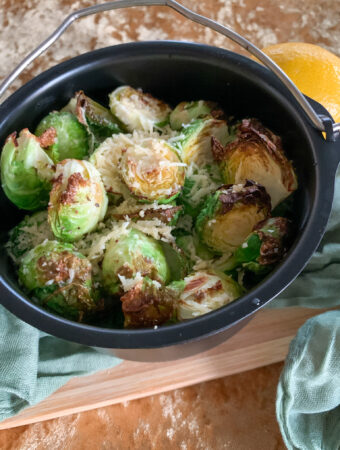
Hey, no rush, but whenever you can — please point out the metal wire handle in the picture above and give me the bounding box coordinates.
[0,0,339,137]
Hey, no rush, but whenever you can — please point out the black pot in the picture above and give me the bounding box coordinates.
[0,41,339,361]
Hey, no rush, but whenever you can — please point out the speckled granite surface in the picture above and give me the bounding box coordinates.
[0,0,339,448]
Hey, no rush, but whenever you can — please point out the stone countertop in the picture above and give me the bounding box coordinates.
[0,0,339,448]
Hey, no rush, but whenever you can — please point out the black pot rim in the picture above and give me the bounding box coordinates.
[0,41,338,349]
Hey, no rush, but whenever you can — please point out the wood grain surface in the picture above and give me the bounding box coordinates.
[0,307,329,430]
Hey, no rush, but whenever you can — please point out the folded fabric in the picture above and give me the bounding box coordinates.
[0,305,120,421]
[270,166,340,309]
[276,311,340,450]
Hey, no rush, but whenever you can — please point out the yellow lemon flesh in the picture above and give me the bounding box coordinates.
[262,43,340,123]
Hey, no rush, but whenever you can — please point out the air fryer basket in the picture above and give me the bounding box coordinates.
[0,1,339,361]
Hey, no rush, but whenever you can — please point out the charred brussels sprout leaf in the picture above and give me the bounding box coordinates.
[111,204,182,226]
[169,100,222,130]
[109,86,171,133]
[118,137,185,203]
[173,117,229,166]
[121,277,181,328]
[0,129,54,210]
[18,240,97,321]
[177,270,243,320]
[74,91,125,149]
[195,181,271,254]
[220,217,291,273]
[102,229,170,295]
[212,118,298,208]
[48,159,108,242]
[6,210,53,264]
[35,111,89,163]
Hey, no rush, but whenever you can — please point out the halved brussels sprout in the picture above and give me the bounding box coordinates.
[35,111,89,162]
[212,118,298,208]
[102,228,170,295]
[73,91,125,148]
[220,217,291,274]
[177,270,243,320]
[109,86,171,133]
[48,159,108,242]
[6,210,54,264]
[0,129,54,210]
[173,117,229,166]
[121,277,181,328]
[119,137,186,203]
[89,134,132,203]
[195,181,271,254]
[18,240,96,321]
[169,100,223,130]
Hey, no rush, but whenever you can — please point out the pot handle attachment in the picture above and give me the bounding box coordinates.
[0,0,339,140]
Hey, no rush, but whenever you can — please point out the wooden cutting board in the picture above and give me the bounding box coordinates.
[0,307,329,430]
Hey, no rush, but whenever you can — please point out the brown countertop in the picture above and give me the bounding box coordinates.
[0,0,339,448]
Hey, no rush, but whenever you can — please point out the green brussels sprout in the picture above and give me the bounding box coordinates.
[195,181,271,254]
[6,210,53,264]
[0,129,54,210]
[118,137,186,203]
[169,100,223,130]
[220,217,291,274]
[121,277,181,328]
[48,159,108,242]
[18,240,96,321]
[172,117,229,166]
[109,86,171,133]
[89,134,134,204]
[211,118,298,208]
[102,228,170,295]
[177,270,243,320]
[35,111,89,162]
[73,91,125,149]
[159,241,190,281]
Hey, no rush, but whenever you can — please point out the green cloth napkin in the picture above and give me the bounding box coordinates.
[276,311,340,450]
[0,305,121,421]
[270,166,340,309]
[274,166,340,449]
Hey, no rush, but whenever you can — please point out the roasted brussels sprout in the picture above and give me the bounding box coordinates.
[35,111,89,162]
[73,91,125,148]
[102,228,170,295]
[121,277,181,328]
[169,100,223,130]
[195,181,271,254]
[177,270,243,320]
[0,129,54,210]
[220,217,291,274]
[48,159,108,242]
[6,210,53,264]
[173,117,229,166]
[18,240,96,321]
[109,86,171,133]
[212,118,298,208]
[89,134,132,203]
[119,137,185,203]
